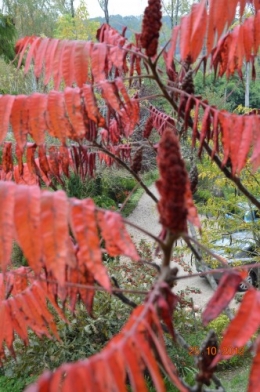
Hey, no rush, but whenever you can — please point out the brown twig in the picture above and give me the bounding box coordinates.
[94,141,158,204]
[119,183,139,212]
[173,261,260,281]
[123,219,164,247]
[154,39,171,66]
[139,258,161,272]
[184,234,230,268]
[111,277,138,308]
[11,270,149,295]
[148,61,260,211]
[136,94,165,102]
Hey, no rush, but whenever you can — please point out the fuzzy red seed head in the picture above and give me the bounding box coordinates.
[140,0,162,57]
[143,116,154,139]
[156,128,188,234]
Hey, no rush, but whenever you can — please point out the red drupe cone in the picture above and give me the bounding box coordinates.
[140,0,162,57]
[156,128,188,234]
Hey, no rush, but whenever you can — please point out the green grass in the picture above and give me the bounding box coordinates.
[217,364,250,391]
[0,375,37,392]
[1,358,250,392]
[121,169,158,217]
[146,362,251,392]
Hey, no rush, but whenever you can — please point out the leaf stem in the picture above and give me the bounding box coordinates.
[12,270,149,295]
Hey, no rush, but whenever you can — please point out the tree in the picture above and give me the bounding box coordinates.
[1,0,73,37]
[54,0,99,40]
[162,0,190,27]
[0,0,260,391]
[97,0,109,24]
[0,13,16,61]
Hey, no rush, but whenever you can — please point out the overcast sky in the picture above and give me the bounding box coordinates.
[0,0,147,18]
[85,0,147,18]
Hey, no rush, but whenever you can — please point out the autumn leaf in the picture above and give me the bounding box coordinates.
[69,198,111,291]
[202,272,246,325]
[211,289,260,366]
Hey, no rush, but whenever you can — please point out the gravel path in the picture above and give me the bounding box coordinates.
[125,183,238,311]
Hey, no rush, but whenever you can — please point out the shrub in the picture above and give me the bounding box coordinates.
[1,2,260,391]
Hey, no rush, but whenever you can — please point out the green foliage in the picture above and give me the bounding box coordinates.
[1,297,130,377]
[64,169,158,252]
[2,0,71,37]
[121,170,159,217]
[194,61,260,111]
[64,173,100,200]
[101,174,136,203]
[93,195,117,209]
[120,186,144,216]
[206,315,252,370]
[64,170,137,208]
[54,0,99,40]
[206,314,230,339]
[0,14,16,61]
[0,59,46,97]
[137,239,153,262]
[11,242,27,267]
[218,365,250,391]
[165,321,206,384]
[0,375,36,392]
[1,250,158,379]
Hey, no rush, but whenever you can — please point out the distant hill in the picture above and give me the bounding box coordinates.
[90,15,172,41]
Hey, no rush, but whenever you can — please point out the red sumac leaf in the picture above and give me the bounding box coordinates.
[8,296,29,343]
[0,302,14,353]
[91,43,107,82]
[26,143,37,174]
[44,38,60,85]
[38,145,51,178]
[14,185,42,275]
[24,37,42,74]
[53,40,67,90]
[125,339,148,392]
[248,338,260,392]
[74,41,92,87]
[190,2,207,62]
[48,146,61,179]
[46,91,68,143]
[10,95,29,149]
[2,142,13,173]
[198,106,211,157]
[99,80,122,113]
[15,144,24,176]
[180,15,192,61]
[192,100,200,148]
[211,289,260,366]
[34,38,50,78]
[16,36,36,67]
[28,93,47,145]
[59,146,70,178]
[64,87,86,139]
[97,210,139,260]
[69,198,111,291]
[81,84,106,127]
[167,26,180,71]
[219,113,231,166]
[40,190,69,285]
[0,181,15,271]
[61,40,76,87]
[202,271,245,325]
[236,114,254,173]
